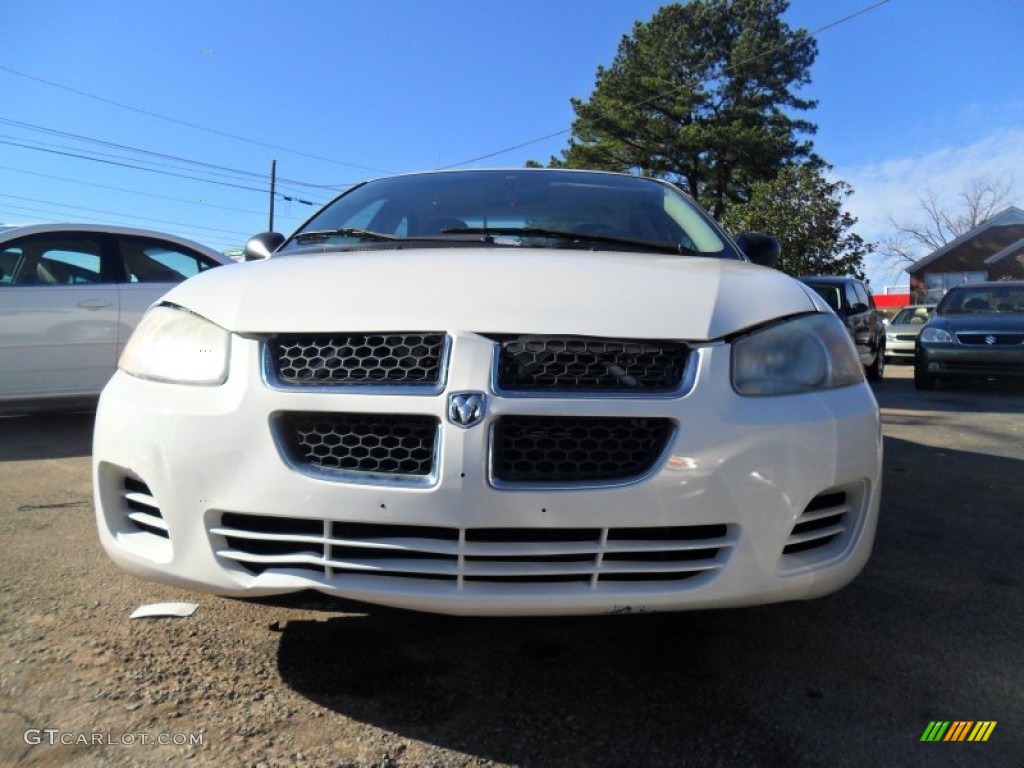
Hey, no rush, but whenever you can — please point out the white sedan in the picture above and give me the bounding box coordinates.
[0,223,231,412]
[93,169,881,616]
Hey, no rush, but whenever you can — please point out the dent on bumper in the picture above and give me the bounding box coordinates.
[93,341,882,616]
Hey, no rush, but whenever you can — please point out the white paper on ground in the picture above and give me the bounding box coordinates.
[129,602,199,619]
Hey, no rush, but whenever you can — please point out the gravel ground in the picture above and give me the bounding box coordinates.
[1,368,1022,767]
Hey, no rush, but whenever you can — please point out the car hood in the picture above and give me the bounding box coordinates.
[929,313,1024,332]
[160,248,817,340]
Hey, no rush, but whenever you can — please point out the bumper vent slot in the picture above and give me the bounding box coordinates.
[493,335,689,393]
[210,515,735,588]
[270,332,446,386]
[491,416,674,484]
[278,413,438,477]
[122,476,168,539]
[783,491,849,556]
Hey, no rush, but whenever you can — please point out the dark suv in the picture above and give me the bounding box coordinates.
[799,276,886,381]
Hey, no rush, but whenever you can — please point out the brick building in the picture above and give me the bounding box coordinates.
[907,206,1024,303]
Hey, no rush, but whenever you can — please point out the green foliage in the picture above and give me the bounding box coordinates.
[550,0,818,218]
[722,165,871,278]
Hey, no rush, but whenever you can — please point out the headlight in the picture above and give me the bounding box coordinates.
[119,305,230,385]
[885,333,897,343]
[919,327,954,344]
[732,313,864,396]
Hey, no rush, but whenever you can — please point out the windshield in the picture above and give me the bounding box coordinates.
[892,306,933,325]
[285,170,731,256]
[938,286,1024,314]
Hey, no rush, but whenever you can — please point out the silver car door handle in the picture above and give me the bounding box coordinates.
[77,300,113,309]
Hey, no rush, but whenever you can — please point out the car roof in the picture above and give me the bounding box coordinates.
[797,275,862,284]
[0,222,231,264]
[945,280,1024,290]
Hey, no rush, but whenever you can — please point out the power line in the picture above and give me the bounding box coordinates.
[0,163,305,219]
[0,116,349,193]
[443,0,891,169]
[1,138,324,206]
[0,138,274,193]
[0,63,393,175]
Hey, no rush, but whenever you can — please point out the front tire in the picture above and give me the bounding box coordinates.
[866,346,885,381]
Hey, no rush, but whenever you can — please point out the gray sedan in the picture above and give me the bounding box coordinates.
[884,304,934,363]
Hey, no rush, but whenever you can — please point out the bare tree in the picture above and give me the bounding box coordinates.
[881,173,1017,269]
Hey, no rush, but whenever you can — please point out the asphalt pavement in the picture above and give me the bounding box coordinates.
[0,365,1021,767]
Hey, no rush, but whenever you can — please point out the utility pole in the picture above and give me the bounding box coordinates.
[268,159,277,232]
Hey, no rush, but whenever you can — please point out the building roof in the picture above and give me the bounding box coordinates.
[984,235,1024,265]
[907,206,1024,275]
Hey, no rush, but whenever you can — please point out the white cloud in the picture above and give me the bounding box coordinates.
[834,128,1024,288]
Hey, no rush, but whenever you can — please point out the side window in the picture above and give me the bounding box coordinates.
[7,236,106,285]
[120,238,217,283]
[844,282,860,310]
[1,247,21,285]
[853,282,871,308]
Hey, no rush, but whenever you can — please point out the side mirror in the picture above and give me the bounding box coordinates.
[244,232,285,261]
[734,232,780,268]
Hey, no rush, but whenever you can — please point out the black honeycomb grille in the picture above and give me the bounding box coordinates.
[279,413,438,476]
[494,335,689,392]
[271,332,446,385]
[492,416,674,483]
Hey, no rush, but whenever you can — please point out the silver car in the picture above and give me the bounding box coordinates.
[0,223,231,412]
[885,305,935,363]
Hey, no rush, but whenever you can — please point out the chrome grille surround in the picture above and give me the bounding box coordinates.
[489,334,692,396]
[274,413,441,486]
[209,513,737,588]
[490,416,677,488]
[263,332,450,394]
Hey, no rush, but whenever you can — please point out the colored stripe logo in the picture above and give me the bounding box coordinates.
[921,721,997,742]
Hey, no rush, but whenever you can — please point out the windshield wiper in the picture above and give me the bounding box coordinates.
[295,227,401,243]
[440,226,694,255]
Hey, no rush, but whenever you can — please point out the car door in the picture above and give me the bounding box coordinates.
[0,233,120,400]
[114,236,222,356]
[854,282,883,361]
[845,281,872,365]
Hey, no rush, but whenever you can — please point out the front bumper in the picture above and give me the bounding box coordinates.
[93,333,882,616]
[916,343,1024,378]
[885,338,917,359]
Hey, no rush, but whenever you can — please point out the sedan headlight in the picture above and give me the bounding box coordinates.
[919,327,954,344]
[119,305,230,385]
[885,332,898,343]
[733,314,864,396]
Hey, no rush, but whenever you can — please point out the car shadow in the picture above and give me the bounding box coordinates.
[874,370,1024,415]
[0,410,95,461]
[271,436,1023,766]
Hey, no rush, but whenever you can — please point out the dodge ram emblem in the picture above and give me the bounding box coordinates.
[447,392,486,428]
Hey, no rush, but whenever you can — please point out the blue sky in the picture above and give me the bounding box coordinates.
[2,0,1022,288]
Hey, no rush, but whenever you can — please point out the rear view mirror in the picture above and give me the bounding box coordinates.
[244,232,285,261]
[734,232,780,268]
